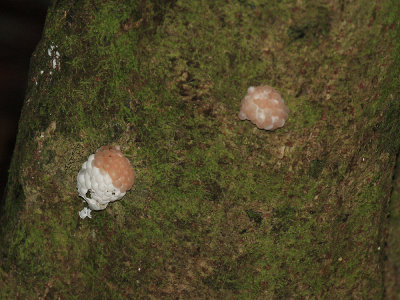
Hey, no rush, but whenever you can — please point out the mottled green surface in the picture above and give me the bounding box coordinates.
[1,0,399,298]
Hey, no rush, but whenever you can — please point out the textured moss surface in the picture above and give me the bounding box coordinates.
[1,0,399,298]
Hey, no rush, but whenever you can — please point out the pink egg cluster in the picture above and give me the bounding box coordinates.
[238,85,289,131]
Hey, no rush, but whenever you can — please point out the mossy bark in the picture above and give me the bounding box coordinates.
[1,0,399,298]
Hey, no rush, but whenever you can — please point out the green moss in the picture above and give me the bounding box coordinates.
[308,159,326,178]
[288,3,331,42]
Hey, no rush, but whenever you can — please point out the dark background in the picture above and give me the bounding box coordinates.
[0,0,49,198]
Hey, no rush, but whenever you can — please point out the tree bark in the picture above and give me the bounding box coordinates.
[1,0,399,298]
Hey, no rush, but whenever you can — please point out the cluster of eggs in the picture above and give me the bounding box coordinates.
[77,145,135,218]
[238,85,289,131]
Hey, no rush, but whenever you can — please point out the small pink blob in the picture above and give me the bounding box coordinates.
[238,85,289,130]
[93,145,135,193]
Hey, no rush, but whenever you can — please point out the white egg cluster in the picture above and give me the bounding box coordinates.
[77,154,126,216]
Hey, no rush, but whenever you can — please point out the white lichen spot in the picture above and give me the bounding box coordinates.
[47,44,61,73]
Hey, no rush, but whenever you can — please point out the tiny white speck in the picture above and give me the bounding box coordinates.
[79,207,92,219]
[52,58,57,69]
[40,70,44,74]
[338,257,343,262]
[362,157,365,162]
[138,267,141,271]
[55,51,60,58]
[48,48,52,56]
[378,246,381,251]
[49,71,52,75]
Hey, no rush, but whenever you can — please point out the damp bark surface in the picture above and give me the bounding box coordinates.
[1,0,399,298]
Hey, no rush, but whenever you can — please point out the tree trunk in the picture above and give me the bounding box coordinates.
[1,0,399,298]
